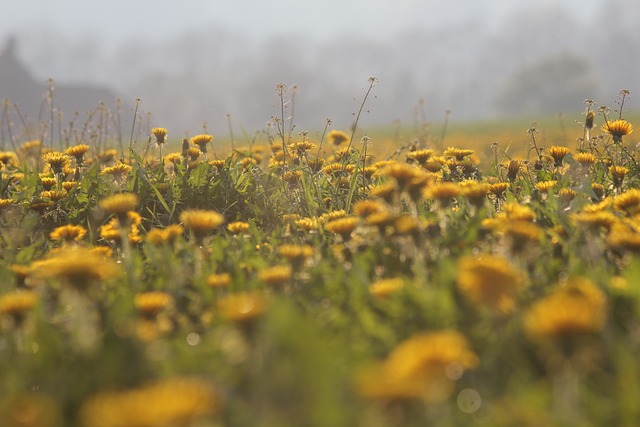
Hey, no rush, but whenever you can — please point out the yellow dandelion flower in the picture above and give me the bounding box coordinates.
[180,209,224,241]
[610,165,629,187]
[369,277,404,298]
[535,180,557,193]
[506,159,521,182]
[356,330,478,402]
[325,216,360,240]
[100,193,138,222]
[460,181,490,207]
[32,247,119,288]
[217,292,267,323]
[392,215,423,236]
[227,221,250,235]
[259,264,293,286]
[207,159,225,170]
[207,272,232,288]
[502,221,542,251]
[318,209,347,224]
[289,140,317,154]
[327,129,350,146]
[333,147,354,161]
[62,181,77,192]
[97,149,118,165]
[165,152,183,165]
[322,162,354,177]
[40,189,67,202]
[602,119,633,141]
[425,182,460,205]
[489,182,510,198]
[42,152,70,174]
[151,127,168,145]
[614,189,640,216]
[9,264,32,286]
[294,217,319,232]
[558,188,577,203]
[40,176,57,190]
[443,147,474,160]
[239,157,257,169]
[0,198,15,210]
[457,255,525,314]
[574,152,597,167]
[187,146,202,161]
[282,213,301,223]
[190,134,213,154]
[501,202,536,222]
[524,278,606,341]
[101,163,132,182]
[0,290,39,318]
[546,146,570,166]
[134,291,174,317]
[100,216,142,244]
[591,183,605,200]
[571,211,618,231]
[65,144,90,165]
[50,224,87,243]
[379,162,423,192]
[90,246,114,258]
[79,377,219,427]
[278,243,314,261]
[607,224,640,252]
[406,149,435,165]
[353,199,385,218]
[0,151,19,167]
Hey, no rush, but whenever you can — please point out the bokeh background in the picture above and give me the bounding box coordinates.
[1,0,638,134]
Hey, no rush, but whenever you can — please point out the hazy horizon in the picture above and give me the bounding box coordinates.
[2,0,637,135]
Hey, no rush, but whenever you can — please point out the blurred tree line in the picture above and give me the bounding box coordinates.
[8,0,640,134]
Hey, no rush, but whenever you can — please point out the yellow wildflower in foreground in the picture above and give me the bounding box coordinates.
[190,134,214,153]
[78,377,219,427]
[613,189,640,216]
[100,193,139,221]
[546,146,570,166]
[457,255,524,314]
[32,248,120,288]
[325,216,360,240]
[227,221,250,235]
[602,119,633,141]
[42,152,70,174]
[524,278,606,341]
[217,292,267,323]
[369,277,404,298]
[278,244,314,264]
[326,129,349,146]
[146,224,184,245]
[65,144,90,165]
[102,163,133,182]
[207,272,232,288]
[151,127,168,145]
[134,291,174,317]
[356,330,478,402]
[0,198,15,210]
[443,147,474,160]
[0,290,39,318]
[180,209,224,241]
[50,224,87,243]
[259,265,293,286]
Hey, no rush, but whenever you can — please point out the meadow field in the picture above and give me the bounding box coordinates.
[2,84,640,427]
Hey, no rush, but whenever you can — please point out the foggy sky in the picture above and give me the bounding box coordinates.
[2,0,637,136]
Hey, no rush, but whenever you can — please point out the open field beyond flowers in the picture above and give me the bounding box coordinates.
[2,85,640,426]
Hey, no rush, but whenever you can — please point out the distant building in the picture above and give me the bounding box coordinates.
[0,37,118,121]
